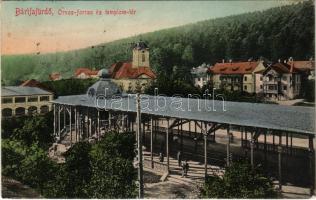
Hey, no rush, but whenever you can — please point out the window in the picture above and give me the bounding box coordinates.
[282,76,287,81]
[244,76,247,81]
[142,53,145,62]
[40,105,49,114]
[15,107,25,116]
[2,108,12,117]
[40,96,49,101]
[2,97,12,104]
[268,76,273,81]
[260,76,263,81]
[244,85,247,90]
[15,97,26,103]
[198,78,201,81]
[283,85,287,90]
[28,106,37,115]
[268,85,275,90]
[28,96,38,102]
[260,85,263,89]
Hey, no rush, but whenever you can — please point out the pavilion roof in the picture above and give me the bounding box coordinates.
[52,94,315,135]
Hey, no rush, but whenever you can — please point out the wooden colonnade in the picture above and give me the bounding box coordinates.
[53,103,315,194]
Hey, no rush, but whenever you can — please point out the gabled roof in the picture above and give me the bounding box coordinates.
[263,62,299,75]
[2,86,52,97]
[75,68,99,76]
[210,61,261,74]
[110,62,156,79]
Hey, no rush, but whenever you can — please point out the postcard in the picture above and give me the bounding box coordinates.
[1,0,315,199]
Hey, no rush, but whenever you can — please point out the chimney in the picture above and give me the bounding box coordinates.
[222,59,225,63]
[284,60,287,64]
[278,58,281,63]
[229,59,232,63]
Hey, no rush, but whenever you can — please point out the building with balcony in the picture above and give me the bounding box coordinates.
[262,62,301,100]
[210,61,266,93]
[1,86,53,118]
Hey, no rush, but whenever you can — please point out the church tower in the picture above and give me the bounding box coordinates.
[132,40,150,68]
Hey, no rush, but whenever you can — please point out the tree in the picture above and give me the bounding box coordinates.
[200,161,277,198]
[182,45,194,66]
[61,142,92,198]
[2,139,58,194]
[12,115,54,149]
[88,132,137,198]
[18,143,57,194]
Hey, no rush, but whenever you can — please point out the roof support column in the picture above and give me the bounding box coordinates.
[194,121,197,153]
[63,107,66,129]
[204,122,208,180]
[58,105,61,142]
[150,116,154,169]
[290,133,293,155]
[70,106,72,147]
[53,104,56,139]
[98,110,101,140]
[108,111,111,131]
[250,130,254,169]
[226,124,231,167]
[308,135,314,195]
[313,134,316,196]
[75,107,77,143]
[264,130,267,166]
[144,120,146,144]
[278,133,282,192]
[188,120,191,137]
[180,119,183,155]
[166,118,170,173]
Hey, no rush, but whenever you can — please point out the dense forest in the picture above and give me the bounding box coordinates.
[2,1,314,85]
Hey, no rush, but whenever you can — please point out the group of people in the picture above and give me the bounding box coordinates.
[159,150,189,177]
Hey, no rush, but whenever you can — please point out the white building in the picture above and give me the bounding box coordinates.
[191,63,211,88]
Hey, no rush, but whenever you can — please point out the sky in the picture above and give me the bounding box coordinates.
[1,1,296,55]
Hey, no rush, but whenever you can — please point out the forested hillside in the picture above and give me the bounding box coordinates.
[2,1,314,85]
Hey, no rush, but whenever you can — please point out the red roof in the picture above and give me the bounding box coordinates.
[20,79,52,92]
[20,79,42,87]
[210,61,260,74]
[74,68,99,76]
[110,62,156,79]
[49,72,61,81]
[287,60,315,71]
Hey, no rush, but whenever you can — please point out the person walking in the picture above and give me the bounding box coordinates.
[177,151,182,167]
[181,161,185,177]
[159,152,164,162]
[184,160,189,176]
